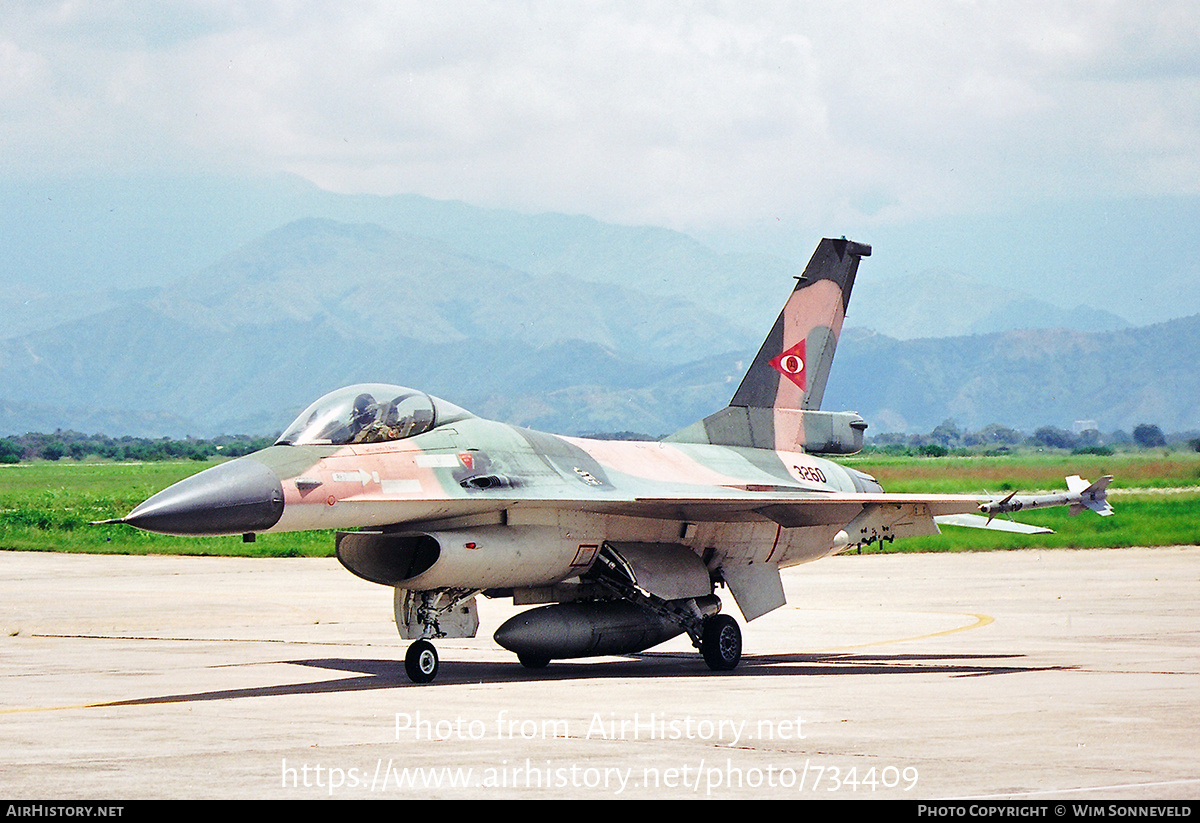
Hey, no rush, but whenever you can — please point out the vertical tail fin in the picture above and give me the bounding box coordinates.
[667,238,870,452]
[730,238,869,411]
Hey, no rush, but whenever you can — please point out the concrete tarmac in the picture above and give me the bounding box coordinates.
[1,547,1198,799]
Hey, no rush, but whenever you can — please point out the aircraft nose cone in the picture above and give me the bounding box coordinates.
[123,458,284,536]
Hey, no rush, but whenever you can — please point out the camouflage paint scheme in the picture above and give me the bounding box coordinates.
[115,239,1112,682]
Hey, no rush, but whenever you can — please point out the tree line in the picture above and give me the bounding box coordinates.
[0,431,279,464]
[868,421,1200,456]
[1,422,1197,464]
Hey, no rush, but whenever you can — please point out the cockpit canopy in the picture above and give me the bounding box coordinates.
[275,384,474,447]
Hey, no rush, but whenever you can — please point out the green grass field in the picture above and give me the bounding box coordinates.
[846,451,1200,552]
[1,451,1197,556]
[0,461,333,557]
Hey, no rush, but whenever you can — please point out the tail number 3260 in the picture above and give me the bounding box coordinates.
[792,465,827,484]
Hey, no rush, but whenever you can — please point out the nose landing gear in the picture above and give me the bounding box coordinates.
[404,639,439,683]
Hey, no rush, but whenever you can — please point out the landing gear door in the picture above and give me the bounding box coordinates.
[721,563,786,622]
[394,588,480,639]
[601,542,711,600]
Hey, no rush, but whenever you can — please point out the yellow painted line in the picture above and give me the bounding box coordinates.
[0,701,130,715]
[804,611,994,653]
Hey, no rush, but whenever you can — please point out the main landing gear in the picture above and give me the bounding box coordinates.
[397,567,744,682]
[583,542,743,674]
[699,613,742,671]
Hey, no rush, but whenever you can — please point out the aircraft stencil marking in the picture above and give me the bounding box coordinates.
[573,467,603,486]
[331,469,380,486]
[380,479,422,495]
[104,238,1112,683]
[415,454,462,468]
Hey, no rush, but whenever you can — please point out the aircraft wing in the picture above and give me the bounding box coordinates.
[560,490,987,527]
[340,477,1107,536]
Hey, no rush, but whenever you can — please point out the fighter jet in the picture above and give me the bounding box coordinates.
[107,238,1113,683]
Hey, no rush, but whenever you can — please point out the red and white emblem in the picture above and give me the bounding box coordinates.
[770,340,807,390]
[458,453,474,471]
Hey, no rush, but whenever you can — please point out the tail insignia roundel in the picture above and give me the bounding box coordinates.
[769,340,807,390]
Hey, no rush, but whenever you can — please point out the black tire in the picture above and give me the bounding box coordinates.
[518,653,551,669]
[700,614,742,671]
[405,639,439,683]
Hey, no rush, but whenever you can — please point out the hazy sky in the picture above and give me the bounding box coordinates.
[4,2,1197,223]
[4,1,1200,320]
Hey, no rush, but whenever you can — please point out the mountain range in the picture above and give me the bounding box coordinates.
[1,189,1196,438]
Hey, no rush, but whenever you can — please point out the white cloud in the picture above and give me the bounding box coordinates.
[3,1,1200,232]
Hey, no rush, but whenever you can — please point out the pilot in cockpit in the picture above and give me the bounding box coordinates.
[348,393,378,440]
[351,394,409,444]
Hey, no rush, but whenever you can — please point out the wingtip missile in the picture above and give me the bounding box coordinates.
[978,475,1114,519]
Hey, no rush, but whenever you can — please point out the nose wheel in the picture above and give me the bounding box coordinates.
[404,639,439,683]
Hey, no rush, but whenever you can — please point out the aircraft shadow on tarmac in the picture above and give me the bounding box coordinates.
[96,652,1074,708]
